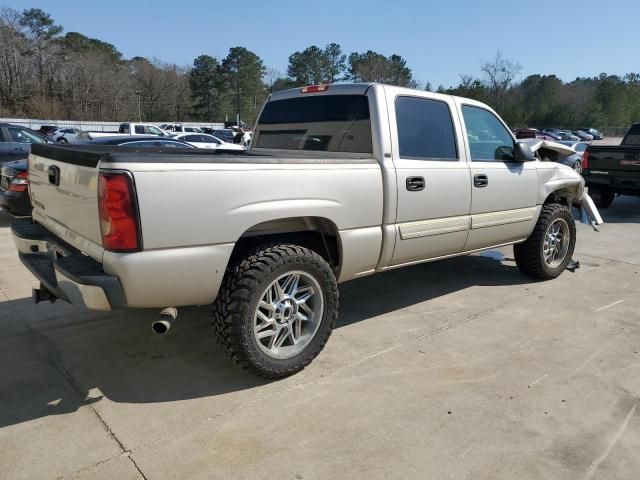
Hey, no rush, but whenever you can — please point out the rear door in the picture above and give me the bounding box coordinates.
[388,91,471,266]
[457,102,538,251]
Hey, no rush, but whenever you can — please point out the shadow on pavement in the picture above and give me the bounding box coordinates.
[593,195,640,224]
[0,251,537,429]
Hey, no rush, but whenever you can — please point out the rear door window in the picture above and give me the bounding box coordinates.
[395,96,458,160]
[255,95,372,153]
[134,125,145,134]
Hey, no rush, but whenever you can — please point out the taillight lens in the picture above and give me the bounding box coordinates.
[582,150,589,169]
[9,170,28,192]
[98,172,141,251]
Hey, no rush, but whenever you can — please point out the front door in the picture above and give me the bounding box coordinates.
[390,94,472,266]
[457,102,538,251]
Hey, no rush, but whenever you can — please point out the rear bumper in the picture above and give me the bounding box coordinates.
[11,218,126,311]
[0,189,32,216]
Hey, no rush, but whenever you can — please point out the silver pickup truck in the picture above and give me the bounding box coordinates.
[12,83,602,378]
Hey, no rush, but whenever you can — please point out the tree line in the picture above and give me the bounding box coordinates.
[1,7,638,130]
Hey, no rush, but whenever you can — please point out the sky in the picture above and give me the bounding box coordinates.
[3,0,638,87]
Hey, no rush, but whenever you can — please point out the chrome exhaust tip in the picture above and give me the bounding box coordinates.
[151,307,177,335]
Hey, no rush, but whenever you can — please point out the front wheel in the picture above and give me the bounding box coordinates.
[212,244,338,378]
[514,203,576,280]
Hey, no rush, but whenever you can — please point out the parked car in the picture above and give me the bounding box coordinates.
[540,129,563,141]
[0,124,51,215]
[555,130,580,141]
[0,123,50,165]
[38,125,59,138]
[80,135,195,148]
[79,123,168,140]
[211,129,236,143]
[52,127,84,144]
[1,136,193,217]
[161,123,202,133]
[578,128,604,140]
[171,133,246,151]
[0,159,30,215]
[572,130,593,142]
[583,122,640,208]
[12,83,602,378]
[513,127,537,139]
[558,141,589,172]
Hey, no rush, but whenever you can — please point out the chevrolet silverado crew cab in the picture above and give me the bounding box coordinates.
[12,83,602,378]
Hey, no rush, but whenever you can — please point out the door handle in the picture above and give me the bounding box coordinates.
[474,174,488,188]
[14,147,25,152]
[406,176,425,191]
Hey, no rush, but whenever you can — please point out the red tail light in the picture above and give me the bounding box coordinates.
[582,150,589,169]
[301,84,329,93]
[98,172,141,251]
[8,170,28,192]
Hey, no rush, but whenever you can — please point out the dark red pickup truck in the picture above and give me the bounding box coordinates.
[584,123,640,208]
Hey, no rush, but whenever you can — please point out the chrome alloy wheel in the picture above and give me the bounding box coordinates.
[253,271,324,359]
[543,218,570,267]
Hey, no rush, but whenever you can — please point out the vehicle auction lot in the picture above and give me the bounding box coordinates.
[1,197,639,480]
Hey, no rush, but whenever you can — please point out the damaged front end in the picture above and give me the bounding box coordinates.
[522,138,604,231]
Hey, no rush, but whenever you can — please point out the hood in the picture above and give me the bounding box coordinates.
[521,139,576,158]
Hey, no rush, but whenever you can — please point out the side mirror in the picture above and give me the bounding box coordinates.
[513,141,535,162]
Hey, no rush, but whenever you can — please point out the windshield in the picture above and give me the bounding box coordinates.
[623,124,640,145]
[254,95,372,154]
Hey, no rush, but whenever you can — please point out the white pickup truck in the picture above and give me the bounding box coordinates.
[80,122,168,140]
[12,83,602,378]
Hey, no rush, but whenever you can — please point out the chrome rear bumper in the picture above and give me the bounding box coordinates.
[11,218,126,311]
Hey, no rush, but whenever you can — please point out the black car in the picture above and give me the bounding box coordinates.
[0,124,51,215]
[577,128,604,140]
[212,129,236,143]
[0,135,193,217]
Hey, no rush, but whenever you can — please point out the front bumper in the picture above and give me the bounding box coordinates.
[11,218,126,311]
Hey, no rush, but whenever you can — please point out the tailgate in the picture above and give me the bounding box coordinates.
[587,146,640,172]
[28,144,103,250]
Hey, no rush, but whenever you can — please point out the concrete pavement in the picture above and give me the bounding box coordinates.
[0,197,639,479]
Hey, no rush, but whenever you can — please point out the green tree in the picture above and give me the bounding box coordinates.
[348,50,415,86]
[19,8,63,95]
[221,47,266,124]
[287,43,346,85]
[189,55,222,121]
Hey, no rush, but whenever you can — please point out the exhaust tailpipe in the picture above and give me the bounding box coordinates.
[151,307,178,335]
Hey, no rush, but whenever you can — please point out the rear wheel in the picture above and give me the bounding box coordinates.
[590,187,614,208]
[514,203,576,280]
[57,137,68,144]
[212,244,338,378]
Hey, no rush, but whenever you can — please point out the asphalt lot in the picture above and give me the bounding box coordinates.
[1,195,639,480]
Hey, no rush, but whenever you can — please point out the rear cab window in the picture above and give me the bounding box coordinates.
[254,95,372,154]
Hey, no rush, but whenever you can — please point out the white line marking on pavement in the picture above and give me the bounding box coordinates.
[583,403,637,480]
[528,374,548,388]
[595,299,625,312]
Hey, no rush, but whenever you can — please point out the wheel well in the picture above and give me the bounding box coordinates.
[544,187,579,207]
[231,217,341,271]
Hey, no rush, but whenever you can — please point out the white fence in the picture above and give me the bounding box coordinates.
[0,118,225,132]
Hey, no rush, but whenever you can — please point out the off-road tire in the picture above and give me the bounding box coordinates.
[589,187,615,209]
[514,203,576,280]
[212,244,338,378]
